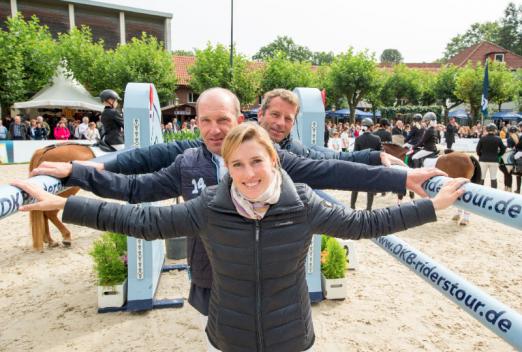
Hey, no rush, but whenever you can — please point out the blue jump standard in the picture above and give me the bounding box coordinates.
[98,263,188,314]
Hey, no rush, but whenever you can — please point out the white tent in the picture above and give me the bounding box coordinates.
[13,66,104,112]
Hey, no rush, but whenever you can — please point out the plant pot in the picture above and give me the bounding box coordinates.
[321,274,347,300]
[165,237,187,260]
[97,279,127,308]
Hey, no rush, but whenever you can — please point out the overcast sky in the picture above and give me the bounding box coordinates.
[105,0,516,62]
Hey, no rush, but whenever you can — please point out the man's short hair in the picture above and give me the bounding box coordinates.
[259,89,300,116]
[195,87,241,118]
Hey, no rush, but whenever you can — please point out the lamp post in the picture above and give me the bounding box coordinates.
[229,0,234,82]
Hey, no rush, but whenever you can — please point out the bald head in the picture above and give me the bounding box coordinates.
[196,88,241,118]
[194,87,243,155]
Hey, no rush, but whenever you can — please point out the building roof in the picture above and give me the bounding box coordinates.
[447,41,522,69]
[63,0,173,18]
[173,55,196,85]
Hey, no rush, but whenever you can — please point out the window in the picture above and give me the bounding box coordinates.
[188,91,199,103]
[494,53,504,62]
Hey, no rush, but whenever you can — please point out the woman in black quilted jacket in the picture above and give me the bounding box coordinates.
[13,123,466,352]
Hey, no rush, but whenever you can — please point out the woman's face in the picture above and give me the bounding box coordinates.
[227,139,276,200]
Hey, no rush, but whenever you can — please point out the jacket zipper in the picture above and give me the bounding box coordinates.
[254,221,264,351]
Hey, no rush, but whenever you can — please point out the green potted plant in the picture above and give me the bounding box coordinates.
[321,235,348,300]
[89,232,128,308]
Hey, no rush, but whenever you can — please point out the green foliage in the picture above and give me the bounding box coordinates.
[380,64,422,106]
[311,51,335,66]
[321,236,346,279]
[60,29,176,105]
[442,22,501,61]
[89,232,127,286]
[489,61,518,110]
[58,26,113,97]
[0,14,60,111]
[455,62,484,121]
[253,36,312,62]
[260,52,315,93]
[442,3,522,60]
[163,129,200,143]
[328,48,379,122]
[498,2,522,55]
[173,49,194,56]
[189,43,260,105]
[112,33,177,105]
[253,36,334,66]
[380,49,403,64]
[433,65,462,118]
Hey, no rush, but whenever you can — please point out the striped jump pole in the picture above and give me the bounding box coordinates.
[0,150,127,221]
[316,187,522,351]
[423,175,522,230]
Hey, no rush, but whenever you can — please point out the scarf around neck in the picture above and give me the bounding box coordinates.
[230,168,282,220]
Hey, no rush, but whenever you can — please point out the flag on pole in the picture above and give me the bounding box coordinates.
[481,60,489,120]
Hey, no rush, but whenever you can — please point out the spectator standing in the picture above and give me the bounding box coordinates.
[0,119,8,140]
[351,118,381,210]
[54,120,70,140]
[373,118,392,143]
[391,120,406,146]
[327,131,343,151]
[476,124,506,189]
[9,115,28,140]
[27,118,38,140]
[36,116,50,139]
[340,126,350,152]
[33,121,48,140]
[84,122,101,141]
[75,116,90,139]
[445,117,458,150]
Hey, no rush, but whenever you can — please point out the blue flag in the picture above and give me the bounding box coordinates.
[481,60,489,118]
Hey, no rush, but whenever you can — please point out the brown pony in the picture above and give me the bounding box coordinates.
[382,143,481,181]
[28,144,95,251]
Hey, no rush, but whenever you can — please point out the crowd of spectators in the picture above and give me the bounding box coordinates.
[160,117,199,137]
[324,117,519,152]
[0,113,103,141]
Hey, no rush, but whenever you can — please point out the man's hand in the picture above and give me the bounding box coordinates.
[380,152,406,167]
[30,160,104,178]
[406,167,448,197]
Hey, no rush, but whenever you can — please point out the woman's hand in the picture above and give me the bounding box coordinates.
[431,178,468,210]
[10,180,66,211]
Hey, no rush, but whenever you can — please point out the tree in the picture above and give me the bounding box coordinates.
[172,49,194,56]
[442,22,500,61]
[433,65,463,120]
[380,49,403,64]
[455,62,484,122]
[0,15,60,112]
[112,33,177,105]
[260,52,314,93]
[498,2,522,55]
[189,43,260,105]
[417,70,437,106]
[328,49,379,122]
[489,61,518,111]
[253,36,312,62]
[379,64,422,106]
[59,26,113,97]
[311,51,335,66]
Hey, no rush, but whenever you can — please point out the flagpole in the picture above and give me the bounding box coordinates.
[481,60,489,126]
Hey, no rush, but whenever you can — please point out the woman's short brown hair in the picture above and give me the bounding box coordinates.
[222,122,280,167]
